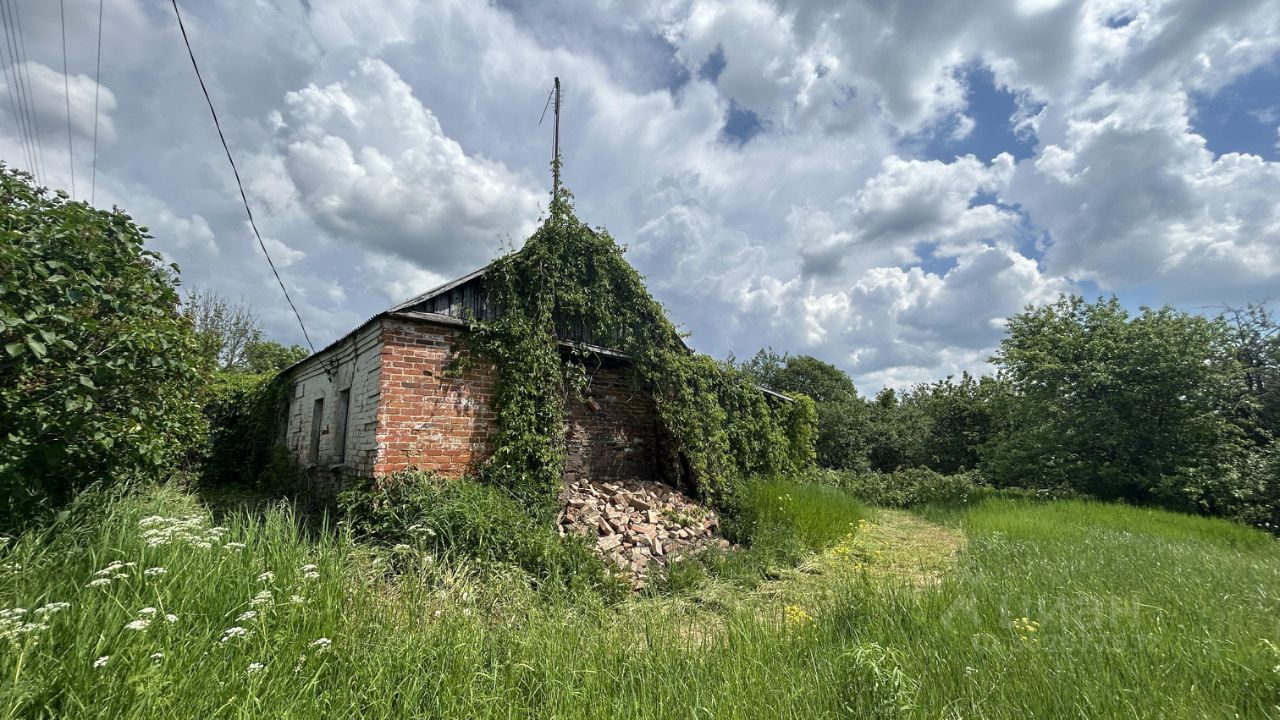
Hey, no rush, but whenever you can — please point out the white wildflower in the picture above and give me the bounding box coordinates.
[0,608,49,640]
[125,619,151,631]
[236,610,258,622]
[150,652,164,663]
[256,571,275,583]
[165,613,179,623]
[138,607,157,616]
[299,564,317,573]
[33,602,70,617]
[93,655,110,668]
[302,571,320,580]
[220,626,250,643]
[249,590,274,608]
[87,578,111,588]
[308,637,332,654]
[391,544,411,553]
[144,567,166,576]
[224,542,246,551]
[246,662,265,674]
[0,562,20,572]
[288,595,305,604]
[195,542,212,550]
[112,573,129,579]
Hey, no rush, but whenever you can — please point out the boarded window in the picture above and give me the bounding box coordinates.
[334,389,351,464]
[309,398,324,464]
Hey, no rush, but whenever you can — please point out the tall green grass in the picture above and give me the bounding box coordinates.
[1,484,1277,718]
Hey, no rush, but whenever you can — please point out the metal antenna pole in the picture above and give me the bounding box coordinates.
[552,76,561,197]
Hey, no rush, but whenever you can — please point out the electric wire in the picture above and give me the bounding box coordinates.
[0,1,36,181]
[90,0,101,204]
[58,0,74,198]
[169,0,316,353]
[12,0,46,182]
[0,40,23,172]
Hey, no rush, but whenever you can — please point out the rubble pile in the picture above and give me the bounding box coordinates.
[557,478,729,588]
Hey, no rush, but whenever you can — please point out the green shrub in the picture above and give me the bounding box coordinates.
[983,296,1247,508]
[257,444,307,496]
[201,371,292,488]
[337,471,621,597]
[819,467,977,507]
[1161,442,1280,535]
[0,166,205,530]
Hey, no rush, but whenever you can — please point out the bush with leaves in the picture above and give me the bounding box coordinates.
[337,471,621,596]
[817,467,977,508]
[0,166,205,529]
[741,349,874,472]
[201,371,294,489]
[895,373,1009,474]
[983,296,1248,510]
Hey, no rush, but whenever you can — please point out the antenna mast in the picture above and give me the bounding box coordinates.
[552,76,561,197]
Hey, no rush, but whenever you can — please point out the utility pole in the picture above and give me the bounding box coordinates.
[552,76,561,197]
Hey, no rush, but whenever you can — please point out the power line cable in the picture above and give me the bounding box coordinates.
[169,0,316,353]
[0,38,24,172]
[0,1,36,180]
[90,0,101,204]
[58,0,74,198]
[12,0,46,182]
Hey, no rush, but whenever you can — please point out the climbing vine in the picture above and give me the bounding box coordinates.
[468,186,816,515]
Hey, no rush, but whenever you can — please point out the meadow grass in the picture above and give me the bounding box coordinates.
[1,484,1277,719]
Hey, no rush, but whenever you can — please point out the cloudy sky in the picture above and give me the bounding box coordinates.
[3,0,1279,391]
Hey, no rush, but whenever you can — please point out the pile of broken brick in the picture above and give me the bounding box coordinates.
[557,477,730,588]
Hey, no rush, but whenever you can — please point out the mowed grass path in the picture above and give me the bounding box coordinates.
[1,486,1277,719]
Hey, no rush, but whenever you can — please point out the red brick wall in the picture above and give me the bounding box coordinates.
[374,321,497,477]
[562,365,661,486]
[374,318,662,487]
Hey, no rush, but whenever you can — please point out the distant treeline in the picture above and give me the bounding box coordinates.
[741,296,1280,532]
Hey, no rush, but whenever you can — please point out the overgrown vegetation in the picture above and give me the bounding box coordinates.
[3,482,1276,719]
[744,296,1280,533]
[184,285,310,490]
[817,467,977,508]
[468,187,815,513]
[2,165,1279,718]
[0,166,205,531]
[201,372,297,489]
[337,471,621,597]
[985,297,1246,506]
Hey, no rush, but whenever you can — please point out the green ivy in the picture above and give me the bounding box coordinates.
[201,371,295,489]
[467,186,816,515]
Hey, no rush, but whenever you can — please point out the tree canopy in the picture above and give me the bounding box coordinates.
[984,296,1247,509]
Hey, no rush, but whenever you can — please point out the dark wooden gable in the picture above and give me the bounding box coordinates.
[389,265,619,349]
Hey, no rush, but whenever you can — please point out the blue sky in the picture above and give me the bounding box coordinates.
[2,0,1279,390]
[1192,60,1280,161]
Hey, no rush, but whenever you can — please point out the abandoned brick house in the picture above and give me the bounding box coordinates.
[280,264,779,495]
